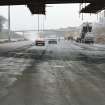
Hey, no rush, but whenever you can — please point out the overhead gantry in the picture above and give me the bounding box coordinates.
[0,0,104,14]
[80,0,105,13]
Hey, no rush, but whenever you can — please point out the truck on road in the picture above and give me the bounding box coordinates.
[76,22,94,44]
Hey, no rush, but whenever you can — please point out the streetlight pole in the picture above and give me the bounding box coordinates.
[38,15,39,32]
[8,6,11,41]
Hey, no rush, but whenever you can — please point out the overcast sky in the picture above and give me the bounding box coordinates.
[0,4,98,31]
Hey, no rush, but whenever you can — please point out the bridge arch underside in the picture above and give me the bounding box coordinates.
[0,0,104,14]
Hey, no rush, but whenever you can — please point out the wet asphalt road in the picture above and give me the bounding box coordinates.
[0,40,105,105]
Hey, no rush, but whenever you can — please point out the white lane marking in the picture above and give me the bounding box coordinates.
[53,65,65,68]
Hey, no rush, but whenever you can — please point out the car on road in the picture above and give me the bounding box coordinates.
[35,38,45,46]
[48,38,57,44]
